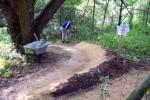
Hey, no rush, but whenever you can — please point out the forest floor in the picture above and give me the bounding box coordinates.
[0,42,150,100]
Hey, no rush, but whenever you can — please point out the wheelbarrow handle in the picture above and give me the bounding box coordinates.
[34,33,39,41]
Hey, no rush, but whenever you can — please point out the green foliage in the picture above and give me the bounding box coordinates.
[126,0,137,5]
[2,71,13,78]
[34,0,51,17]
[0,58,11,69]
[70,22,150,61]
[34,0,150,62]
[0,26,26,64]
[90,26,150,61]
[65,0,82,6]
[0,47,26,78]
[0,42,27,66]
[124,29,150,59]
[41,0,83,42]
[1,0,149,63]
[0,58,12,78]
[0,27,11,44]
[95,33,119,49]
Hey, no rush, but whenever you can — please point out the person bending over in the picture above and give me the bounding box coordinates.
[60,21,73,43]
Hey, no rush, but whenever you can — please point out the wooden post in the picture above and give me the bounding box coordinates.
[127,74,150,100]
[118,35,125,51]
[117,24,129,54]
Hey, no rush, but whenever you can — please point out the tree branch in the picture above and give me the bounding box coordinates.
[0,0,4,8]
[129,8,150,14]
[33,0,65,34]
[0,2,2,9]
[120,0,132,14]
[33,0,36,4]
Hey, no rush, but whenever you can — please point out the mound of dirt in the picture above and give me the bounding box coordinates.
[51,56,136,97]
[73,42,109,74]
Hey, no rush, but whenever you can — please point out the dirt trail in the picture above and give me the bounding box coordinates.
[0,42,108,100]
[56,70,149,100]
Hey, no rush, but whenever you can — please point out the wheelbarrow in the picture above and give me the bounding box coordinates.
[23,33,50,62]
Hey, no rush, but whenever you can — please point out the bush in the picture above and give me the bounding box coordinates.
[0,58,12,78]
[0,27,11,44]
[88,26,150,61]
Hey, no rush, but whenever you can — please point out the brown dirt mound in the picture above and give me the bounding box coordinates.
[51,56,137,97]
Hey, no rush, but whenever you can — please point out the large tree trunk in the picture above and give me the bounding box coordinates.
[0,1,22,49]
[12,0,33,44]
[0,0,65,52]
[0,0,35,52]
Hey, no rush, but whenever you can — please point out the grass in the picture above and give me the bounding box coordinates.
[94,32,150,61]
[70,25,150,61]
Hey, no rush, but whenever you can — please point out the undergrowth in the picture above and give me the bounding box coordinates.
[0,27,11,44]
[0,24,150,64]
[70,25,150,61]
[0,27,27,78]
[93,31,150,61]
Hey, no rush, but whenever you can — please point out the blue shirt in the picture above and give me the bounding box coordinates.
[61,21,72,29]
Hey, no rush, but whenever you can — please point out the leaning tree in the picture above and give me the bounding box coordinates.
[0,0,65,52]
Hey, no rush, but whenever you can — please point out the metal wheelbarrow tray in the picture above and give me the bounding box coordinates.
[23,40,50,55]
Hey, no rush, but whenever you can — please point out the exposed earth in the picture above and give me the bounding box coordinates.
[0,42,149,100]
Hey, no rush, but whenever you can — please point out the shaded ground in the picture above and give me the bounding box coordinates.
[51,56,134,96]
[55,70,149,100]
[0,46,71,89]
[0,42,108,100]
[0,42,149,100]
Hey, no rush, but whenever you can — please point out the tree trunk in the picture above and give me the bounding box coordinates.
[110,13,114,26]
[145,0,150,26]
[0,0,65,52]
[81,0,89,19]
[92,0,96,32]
[13,0,33,44]
[147,0,150,23]
[59,7,62,26]
[148,0,150,24]
[129,7,134,29]
[102,0,110,26]
[127,74,150,100]
[0,1,22,49]
[118,1,123,26]
[0,0,36,52]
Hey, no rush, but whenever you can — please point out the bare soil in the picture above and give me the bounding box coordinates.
[51,55,134,96]
[55,70,149,100]
[0,42,149,100]
[0,42,108,100]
